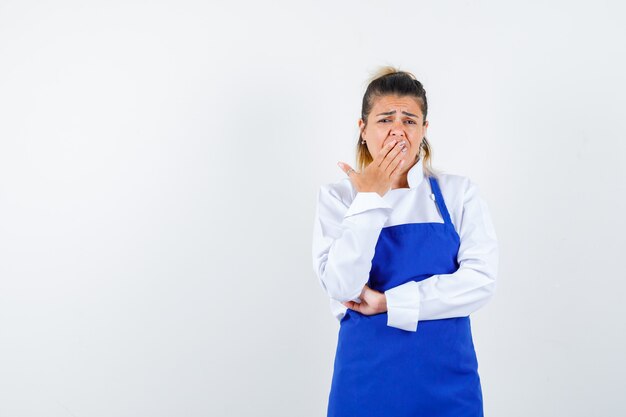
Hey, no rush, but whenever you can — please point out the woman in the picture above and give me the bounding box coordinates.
[311,67,499,417]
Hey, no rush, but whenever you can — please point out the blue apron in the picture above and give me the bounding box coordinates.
[327,176,483,417]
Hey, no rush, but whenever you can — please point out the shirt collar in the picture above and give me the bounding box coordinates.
[407,157,425,189]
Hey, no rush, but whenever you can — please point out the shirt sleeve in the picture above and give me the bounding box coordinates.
[384,178,499,332]
[312,183,393,302]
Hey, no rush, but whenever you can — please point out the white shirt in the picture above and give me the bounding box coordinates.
[311,158,499,332]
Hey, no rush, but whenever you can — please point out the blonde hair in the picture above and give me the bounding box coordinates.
[357,66,439,178]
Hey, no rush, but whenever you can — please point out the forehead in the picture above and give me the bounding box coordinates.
[371,95,422,115]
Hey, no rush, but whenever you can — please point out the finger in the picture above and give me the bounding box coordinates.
[371,139,398,167]
[343,301,357,311]
[381,141,407,173]
[349,301,362,313]
[337,162,357,177]
[389,158,405,178]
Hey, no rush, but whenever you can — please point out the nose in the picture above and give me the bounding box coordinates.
[390,122,406,138]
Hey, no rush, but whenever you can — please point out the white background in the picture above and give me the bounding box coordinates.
[1,1,625,416]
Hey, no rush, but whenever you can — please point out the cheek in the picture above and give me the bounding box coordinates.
[371,144,385,155]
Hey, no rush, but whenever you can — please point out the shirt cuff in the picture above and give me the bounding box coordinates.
[343,192,392,219]
[384,281,421,332]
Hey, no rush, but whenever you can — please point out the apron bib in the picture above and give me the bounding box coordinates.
[327,177,483,417]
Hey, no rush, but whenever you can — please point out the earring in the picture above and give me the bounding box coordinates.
[361,139,366,144]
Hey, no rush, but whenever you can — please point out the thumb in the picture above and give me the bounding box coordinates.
[337,161,355,176]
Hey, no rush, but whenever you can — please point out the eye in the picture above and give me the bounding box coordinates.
[377,118,417,124]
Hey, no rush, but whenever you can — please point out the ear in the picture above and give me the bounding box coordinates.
[423,120,428,135]
[358,119,366,137]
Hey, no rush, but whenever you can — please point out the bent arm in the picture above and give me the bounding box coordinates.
[384,179,499,332]
[312,184,392,302]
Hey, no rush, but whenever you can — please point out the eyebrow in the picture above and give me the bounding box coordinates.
[376,110,419,118]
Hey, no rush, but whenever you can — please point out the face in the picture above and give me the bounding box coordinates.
[358,95,428,173]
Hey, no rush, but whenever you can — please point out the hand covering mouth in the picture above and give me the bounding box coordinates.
[385,138,407,148]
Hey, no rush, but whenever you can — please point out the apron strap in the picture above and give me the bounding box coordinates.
[428,176,453,226]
